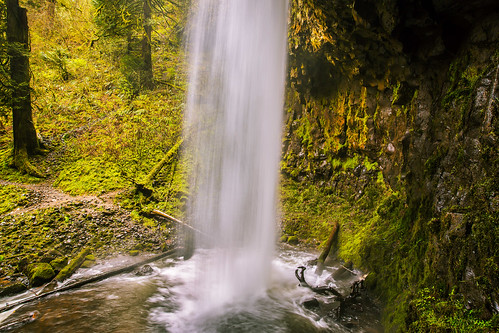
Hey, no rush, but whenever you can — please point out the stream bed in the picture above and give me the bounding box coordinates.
[0,247,383,332]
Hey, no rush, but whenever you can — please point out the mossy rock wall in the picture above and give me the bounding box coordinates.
[283,0,499,330]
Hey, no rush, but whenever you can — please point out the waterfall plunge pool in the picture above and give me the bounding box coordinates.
[0,247,382,332]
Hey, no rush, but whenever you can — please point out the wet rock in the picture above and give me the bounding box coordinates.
[444,212,467,239]
[302,298,320,310]
[321,300,342,318]
[135,264,154,276]
[283,312,328,333]
[0,280,27,297]
[287,235,299,245]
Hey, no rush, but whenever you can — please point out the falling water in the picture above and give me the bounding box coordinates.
[185,0,289,313]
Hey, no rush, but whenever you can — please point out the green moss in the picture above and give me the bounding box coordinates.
[287,235,299,245]
[50,257,68,273]
[0,185,29,215]
[54,158,126,195]
[330,158,342,170]
[363,157,378,171]
[407,287,498,332]
[55,248,91,282]
[27,262,55,287]
[281,178,344,244]
[342,155,359,170]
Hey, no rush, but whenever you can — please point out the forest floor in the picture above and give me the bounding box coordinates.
[0,179,119,216]
[0,176,176,296]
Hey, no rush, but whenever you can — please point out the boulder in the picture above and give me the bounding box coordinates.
[27,263,55,287]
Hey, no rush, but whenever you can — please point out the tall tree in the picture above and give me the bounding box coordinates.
[141,0,153,88]
[6,0,41,175]
[93,0,178,91]
[0,1,9,132]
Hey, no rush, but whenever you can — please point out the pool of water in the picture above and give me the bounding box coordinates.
[0,247,382,332]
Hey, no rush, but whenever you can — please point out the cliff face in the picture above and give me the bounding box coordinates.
[283,0,499,329]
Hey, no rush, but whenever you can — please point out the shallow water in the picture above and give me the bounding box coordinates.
[1,248,382,332]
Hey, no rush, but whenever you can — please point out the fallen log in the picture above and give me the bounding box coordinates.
[135,139,183,195]
[0,248,180,314]
[55,247,91,282]
[315,222,339,275]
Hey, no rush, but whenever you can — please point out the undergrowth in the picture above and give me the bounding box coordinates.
[0,1,187,219]
[408,287,498,332]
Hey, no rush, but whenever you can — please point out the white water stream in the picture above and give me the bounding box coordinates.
[0,248,382,332]
[185,0,289,313]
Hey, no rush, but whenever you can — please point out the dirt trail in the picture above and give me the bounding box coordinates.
[0,180,120,215]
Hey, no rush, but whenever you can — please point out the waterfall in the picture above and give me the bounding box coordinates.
[185,0,289,312]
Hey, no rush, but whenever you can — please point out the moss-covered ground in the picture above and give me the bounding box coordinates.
[1,1,186,291]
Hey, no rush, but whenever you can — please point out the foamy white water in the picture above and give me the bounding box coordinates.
[185,0,289,312]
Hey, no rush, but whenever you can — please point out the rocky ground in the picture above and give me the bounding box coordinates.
[0,180,176,297]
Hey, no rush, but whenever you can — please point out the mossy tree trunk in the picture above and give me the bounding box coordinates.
[141,0,153,89]
[6,0,41,176]
[46,0,55,19]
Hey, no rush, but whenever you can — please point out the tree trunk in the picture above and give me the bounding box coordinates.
[141,0,153,89]
[45,0,56,32]
[315,222,339,275]
[6,0,41,175]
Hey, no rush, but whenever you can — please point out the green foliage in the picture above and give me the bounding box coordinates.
[92,0,183,91]
[408,288,498,332]
[40,46,71,80]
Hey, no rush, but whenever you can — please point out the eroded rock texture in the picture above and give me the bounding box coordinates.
[284,0,498,329]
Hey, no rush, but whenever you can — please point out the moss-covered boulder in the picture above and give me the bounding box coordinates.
[128,250,140,256]
[80,254,96,268]
[287,235,299,245]
[41,249,63,263]
[49,257,68,273]
[0,281,27,297]
[27,263,55,287]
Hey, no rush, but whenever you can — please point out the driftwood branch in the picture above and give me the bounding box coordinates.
[152,209,207,236]
[295,266,342,297]
[315,222,339,275]
[0,248,180,314]
[296,266,369,321]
